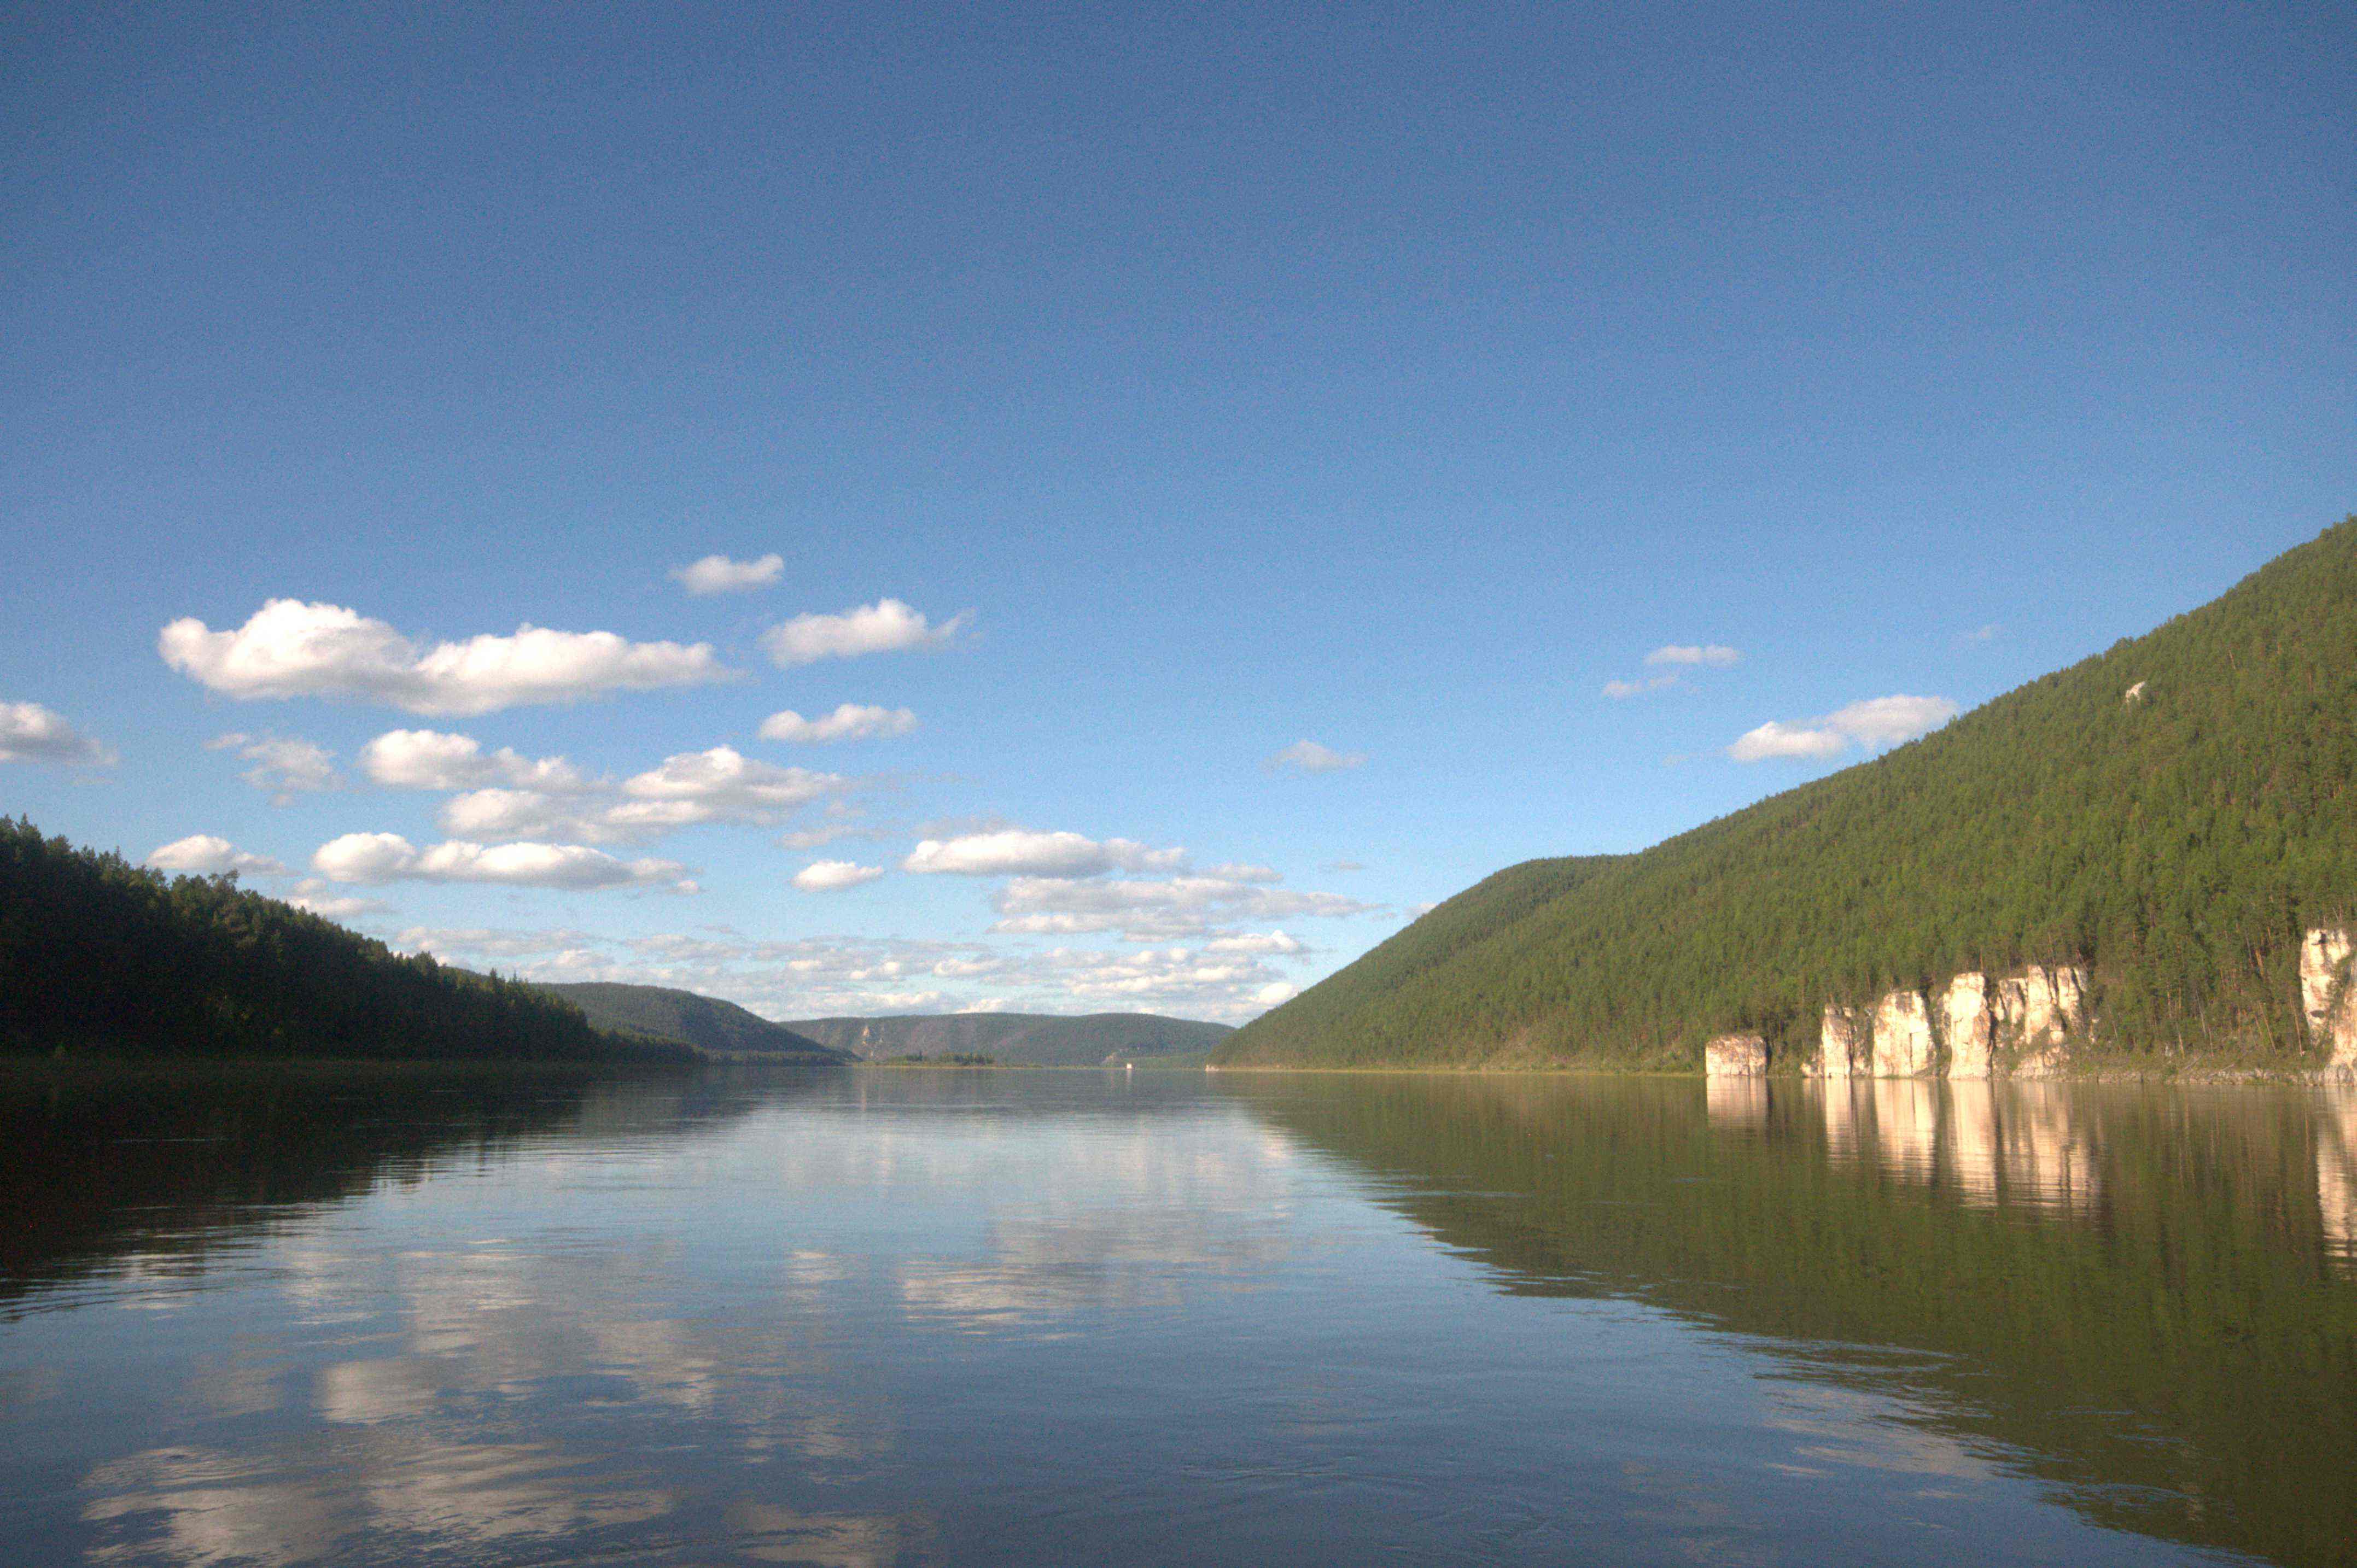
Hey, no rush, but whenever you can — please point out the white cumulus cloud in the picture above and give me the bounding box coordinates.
[207,733,339,803]
[159,599,728,715]
[1646,643,1741,668]
[0,701,114,765]
[310,833,691,891]
[386,926,1286,1022]
[762,599,969,668]
[284,879,390,920]
[777,820,889,850]
[1264,740,1366,774]
[435,788,604,842]
[419,746,848,844]
[990,875,1372,940]
[759,704,918,743]
[1725,721,1851,762]
[1822,694,1962,747]
[308,832,420,882]
[1728,694,1959,763]
[608,747,845,832]
[794,860,886,892]
[1020,945,1303,1016]
[147,835,287,877]
[1205,931,1306,955]
[359,729,593,792]
[671,552,784,594]
[901,829,1187,879]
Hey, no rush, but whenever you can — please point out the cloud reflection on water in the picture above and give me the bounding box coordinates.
[69,1078,1308,1566]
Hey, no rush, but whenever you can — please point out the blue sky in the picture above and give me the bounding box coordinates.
[3,2,2351,1021]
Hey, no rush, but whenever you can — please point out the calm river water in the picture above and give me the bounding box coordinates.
[3,1065,2354,1566]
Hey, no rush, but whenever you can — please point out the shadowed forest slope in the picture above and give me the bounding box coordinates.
[536,982,847,1062]
[0,820,679,1063]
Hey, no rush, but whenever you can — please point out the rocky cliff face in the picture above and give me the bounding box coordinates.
[2300,928,2357,1076]
[1817,1005,1868,1078]
[1807,964,2086,1080]
[1777,931,2357,1083]
[1996,966,2086,1055]
[1872,990,1936,1078]
[1703,1033,1769,1077]
[1940,973,1993,1080]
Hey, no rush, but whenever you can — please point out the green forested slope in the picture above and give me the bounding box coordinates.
[1217,517,2357,1070]
[0,818,673,1061]
[787,1011,1232,1066]
[538,982,847,1062]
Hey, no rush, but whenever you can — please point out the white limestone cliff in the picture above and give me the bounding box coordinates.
[1818,1005,1868,1079]
[1939,973,1993,1079]
[2300,927,2357,1076]
[1782,929,2357,1084]
[1871,989,1935,1077]
[1703,1032,1769,1077]
[1994,964,2086,1057]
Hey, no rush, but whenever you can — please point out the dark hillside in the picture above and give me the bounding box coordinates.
[0,818,666,1062]
[537,982,847,1062]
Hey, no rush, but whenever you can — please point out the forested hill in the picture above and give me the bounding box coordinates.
[0,818,676,1062]
[1216,516,2357,1073]
[787,1012,1233,1066]
[535,983,848,1062]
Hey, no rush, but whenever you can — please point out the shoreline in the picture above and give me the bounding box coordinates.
[7,1054,2347,1089]
[1206,1060,2357,1086]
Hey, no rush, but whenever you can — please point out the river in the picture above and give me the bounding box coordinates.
[2,1064,2352,1566]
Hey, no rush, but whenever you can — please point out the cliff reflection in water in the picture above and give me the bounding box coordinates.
[1229,1073,2357,1568]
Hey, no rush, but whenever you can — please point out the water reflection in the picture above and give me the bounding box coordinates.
[3,1066,2353,1566]
[1702,1074,1766,1128]
[1230,1073,2357,1566]
[83,1440,676,1567]
[727,1502,925,1568]
[1947,1081,2000,1202]
[2321,1092,2357,1261]
[1795,1078,2105,1215]
[1730,1076,2119,1214]
[0,1062,745,1318]
[1870,1079,1936,1181]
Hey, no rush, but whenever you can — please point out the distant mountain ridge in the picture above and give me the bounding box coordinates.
[536,982,849,1062]
[786,1012,1232,1067]
[1217,516,2357,1074]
